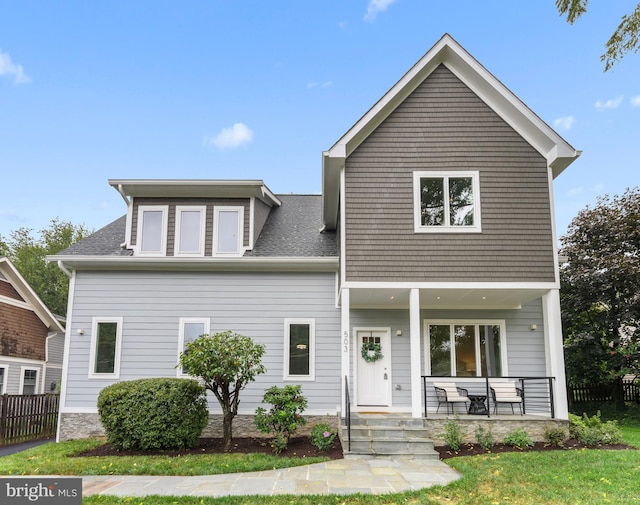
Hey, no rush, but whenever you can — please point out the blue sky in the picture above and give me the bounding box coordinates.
[1,1,639,242]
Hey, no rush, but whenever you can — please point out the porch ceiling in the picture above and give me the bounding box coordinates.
[348,287,550,310]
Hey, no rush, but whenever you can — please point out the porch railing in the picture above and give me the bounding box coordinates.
[421,376,556,418]
[344,375,351,452]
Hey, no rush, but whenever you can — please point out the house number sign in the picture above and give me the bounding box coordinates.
[343,331,349,353]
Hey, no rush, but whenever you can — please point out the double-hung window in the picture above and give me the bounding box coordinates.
[413,171,481,232]
[0,366,7,394]
[20,368,38,394]
[425,320,505,377]
[213,207,244,256]
[175,206,206,256]
[89,317,123,379]
[137,206,168,255]
[178,318,210,376]
[284,319,315,381]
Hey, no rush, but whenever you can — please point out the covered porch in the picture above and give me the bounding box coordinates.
[340,285,568,421]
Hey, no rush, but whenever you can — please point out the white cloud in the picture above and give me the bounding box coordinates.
[567,186,584,197]
[631,95,640,108]
[307,81,332,89]
[553,116,575,131]
[203,123,253,150]
[0,49,31,84]
[364,0,398,23]
[595,96,623,110]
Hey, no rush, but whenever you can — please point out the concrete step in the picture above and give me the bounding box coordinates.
[343,425,432,439]
[347,413,425,428]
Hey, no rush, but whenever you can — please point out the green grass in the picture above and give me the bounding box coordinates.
[0,438,330,476]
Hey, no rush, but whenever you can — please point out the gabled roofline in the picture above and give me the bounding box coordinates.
[109,179,282,207]
[0,257,65,333]
[52,255,339,273]
[321,33,581,229]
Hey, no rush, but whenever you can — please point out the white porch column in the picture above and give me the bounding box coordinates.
[341,288,350,416]
[542,289,569,419]
[409,288,422,418]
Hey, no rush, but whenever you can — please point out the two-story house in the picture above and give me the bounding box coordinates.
[53,34,580,448]
[0,257,65,395]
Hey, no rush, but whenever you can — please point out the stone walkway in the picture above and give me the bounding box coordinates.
[82,456,460,497]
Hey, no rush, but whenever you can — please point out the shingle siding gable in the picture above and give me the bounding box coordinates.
[344,64,556,282]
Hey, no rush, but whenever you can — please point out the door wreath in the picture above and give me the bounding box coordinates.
[361,341,383,363]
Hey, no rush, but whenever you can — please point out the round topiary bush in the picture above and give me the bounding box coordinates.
[97,378,209,450]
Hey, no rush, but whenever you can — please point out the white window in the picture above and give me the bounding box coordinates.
[89,317,123,379]
[175,206,206,256]
[413,171,481,233]
[424,320,506,377]
[0,366,7,394]
[20,367,39,395]
[284,319,315,381]
[177,318,210,376]
[213,207,244,255]
[137,205,168,255]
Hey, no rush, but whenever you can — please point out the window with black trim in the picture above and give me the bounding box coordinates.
[284,319,315,380]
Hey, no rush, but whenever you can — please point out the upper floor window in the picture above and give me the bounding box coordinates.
[425,320,505,377]
[213,207,244,256]
[20,368,38,395]
[175,206,206,256]
[89,317,123,379]
[284,319,315,381]
[137,206,168,255]
[177,318,210,376]
[413,171,481,233]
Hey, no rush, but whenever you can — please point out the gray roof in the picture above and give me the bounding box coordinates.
[56,195,337,258]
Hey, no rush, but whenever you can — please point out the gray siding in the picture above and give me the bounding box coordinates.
[252,199,272,248]
[344,65,555,282]
[0,359,44,395]
[64,271,341,413]
[46,333,65,366]
[130,197,251,255]
[44,366,62,393]
[350,298,546,409]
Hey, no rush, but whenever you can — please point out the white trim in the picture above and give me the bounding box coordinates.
[283,318,316,381]
[413,171,481,233]
[19,366,40,395]
[341,288,350,414]
[543,290,569,419]
[136,205,168,256]
[248,197,255,249]
[0,365,7,394]
[177,317,210,377]
[174,205,206,257]
[57,269,76,442]
[0,356,46,365]
[0,296,32,310]
[88,317,123,379]
[423,319,508,377]
[409,289,422,417]
[340,167,347,286]
[547,165,561,284]
[213,206,245,256]
[343,281,559,290]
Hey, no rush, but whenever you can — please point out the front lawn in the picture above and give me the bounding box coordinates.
[0,438,330,476]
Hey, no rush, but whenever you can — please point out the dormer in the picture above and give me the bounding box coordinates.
[109,180,281,257]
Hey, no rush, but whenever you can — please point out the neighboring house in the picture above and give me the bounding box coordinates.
[0,257,65,395]
[53,34,580,443]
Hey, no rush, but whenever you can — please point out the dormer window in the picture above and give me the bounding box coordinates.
[175,206,206,256]
[214,206,244,255]
[137,205,168,255]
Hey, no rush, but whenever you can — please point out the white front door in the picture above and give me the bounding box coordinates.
[356,329,391,407]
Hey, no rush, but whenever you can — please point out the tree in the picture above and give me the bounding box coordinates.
[560,188,640,410]
[0,218,92,316]
[178,331,266,451]
[556,0,640,71]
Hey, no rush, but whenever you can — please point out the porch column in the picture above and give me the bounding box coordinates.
[341,288,350,416]
[542,289,569,419]
[409,288,422,418]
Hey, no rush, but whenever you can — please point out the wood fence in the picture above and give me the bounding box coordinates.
[0,394,60,446]
[568,382,639,404]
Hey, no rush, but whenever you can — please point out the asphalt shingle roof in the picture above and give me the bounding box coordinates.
[56,195,337,258]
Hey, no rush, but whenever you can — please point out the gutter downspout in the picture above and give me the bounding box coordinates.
[57,260,72,278]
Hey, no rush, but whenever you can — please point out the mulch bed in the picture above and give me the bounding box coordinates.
[436,439,636,460]
[75,436,344,460]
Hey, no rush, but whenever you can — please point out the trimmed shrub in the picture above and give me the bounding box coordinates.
[503,429,534,449]
[254,384,307,454]
[97,378,209,450]
[310,423,336,452]
[474,424,495,451]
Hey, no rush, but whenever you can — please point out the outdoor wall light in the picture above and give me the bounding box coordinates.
[530,324,537,331]
[396,330,402,337]
[77,328,84,335]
